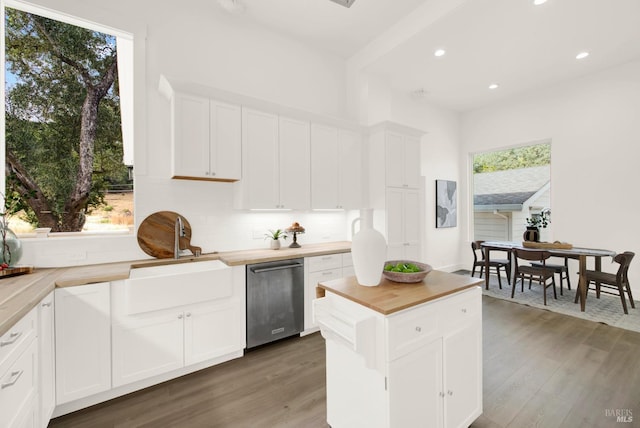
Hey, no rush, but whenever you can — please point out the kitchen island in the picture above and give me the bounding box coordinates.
[315,271,483,428]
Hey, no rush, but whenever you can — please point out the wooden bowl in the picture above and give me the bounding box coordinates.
[382,260,433,283]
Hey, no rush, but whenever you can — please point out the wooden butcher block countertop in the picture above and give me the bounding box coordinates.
[0,241,351,336]
[317,270,482,315]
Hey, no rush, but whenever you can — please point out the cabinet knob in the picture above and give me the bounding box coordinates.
[447,390,453,396]
[0,331,22,347]
[210,172,216,176]
[205,171,209,175]
[461,308,467,313]
[42,302,52,307]
[1,370,24,389]
[415,326,422,332]
[186,312,192,318]
[177,314,183,319]
[439,391,445,397]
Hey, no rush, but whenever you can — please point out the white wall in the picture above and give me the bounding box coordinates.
[461,59,640,294]
[15,0,353,266]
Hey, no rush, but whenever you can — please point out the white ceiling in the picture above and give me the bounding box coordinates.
[221,0,640,112]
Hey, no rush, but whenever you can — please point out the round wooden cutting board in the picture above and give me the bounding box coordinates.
[137,211,201,258]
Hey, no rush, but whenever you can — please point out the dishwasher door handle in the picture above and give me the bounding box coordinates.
[250,263,303,274]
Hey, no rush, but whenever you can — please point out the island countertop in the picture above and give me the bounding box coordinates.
[316,270,482,315]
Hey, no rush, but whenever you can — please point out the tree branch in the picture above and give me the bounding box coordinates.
[32,17,94,88]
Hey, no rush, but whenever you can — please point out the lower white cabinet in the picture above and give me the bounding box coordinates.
[304,253,352,333]
[0,306,38,428]
[55,282,111,405]
[316,286,482,428]
[38,292,56,426]
[112,299,243,387]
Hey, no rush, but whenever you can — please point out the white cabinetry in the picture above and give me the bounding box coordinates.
[387,289,482,428]
[368,122,425,261]
[384,131,421,189]
[38,292,55,426]
[315,286,482,428]
[311,124,362,209]
[235,109,310,209]
[386,188,420,260]
[170,92,241,181]
[0,306,38,428]
[303,253,352,333]
[55,282,111,405]
[111,265,245,388]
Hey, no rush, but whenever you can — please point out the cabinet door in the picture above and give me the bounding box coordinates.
[279,116,311,209]
[338,129,362,209]
[210,100,241,180]
[112,311,184,388]
[38,292,56,425]
[443,323,482,428]
[388,338,443,428]
[184,301,244,366]
[0,340,38,428]
[172,93,210,179]
[403,136,421,189]
[311,123,339,209]
[385,132,421,189]
[386,188,405,260]
[55,283,111,404]
[240,108,280,208]
[385,132,405,188]
[386,188,420,260]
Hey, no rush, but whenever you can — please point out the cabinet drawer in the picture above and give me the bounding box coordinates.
[387,305,439,360]
[308,254,342,272]
[0,307,37,372]
[0,338,37,428]
[439,288,481,332]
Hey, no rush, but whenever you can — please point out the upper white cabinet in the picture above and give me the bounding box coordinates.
[311,124,362,209]
[385,131,421,189]
[235,109,310,209]
[55,283,111,405]
[171,93,241,182]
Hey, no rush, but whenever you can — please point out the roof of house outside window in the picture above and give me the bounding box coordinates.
[474,165,550,210]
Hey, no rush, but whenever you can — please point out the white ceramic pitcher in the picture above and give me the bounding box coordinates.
[351,209,387,286]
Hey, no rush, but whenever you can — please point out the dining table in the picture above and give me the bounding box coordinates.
[480,241,616,312]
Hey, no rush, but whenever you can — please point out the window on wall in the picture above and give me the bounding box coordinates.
[472,142,551,242]
[2,3,134,234]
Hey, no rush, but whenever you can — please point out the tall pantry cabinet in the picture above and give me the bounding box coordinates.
[368,122,425,261]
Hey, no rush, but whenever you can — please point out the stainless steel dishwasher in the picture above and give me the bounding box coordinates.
[246,258,304,349]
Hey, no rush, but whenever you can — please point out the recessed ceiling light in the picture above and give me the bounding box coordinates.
[533,0,548,5]
[489,83,499,90]
[434,49,446,57]
[576,51,590,60]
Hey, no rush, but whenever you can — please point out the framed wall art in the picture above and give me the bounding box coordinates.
[436,179,457,228]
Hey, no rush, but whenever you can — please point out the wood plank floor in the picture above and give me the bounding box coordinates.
[49,296,640,427]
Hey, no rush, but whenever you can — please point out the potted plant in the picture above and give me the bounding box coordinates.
[524,209,550,242]
[264,229,288,250]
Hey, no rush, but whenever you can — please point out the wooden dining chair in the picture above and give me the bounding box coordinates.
[578,251,635,314]
[530,256,571,295]
[471,240,511,289]
[512,248,557,305]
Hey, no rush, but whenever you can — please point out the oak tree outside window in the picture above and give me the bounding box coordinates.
[2,4,134,234]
